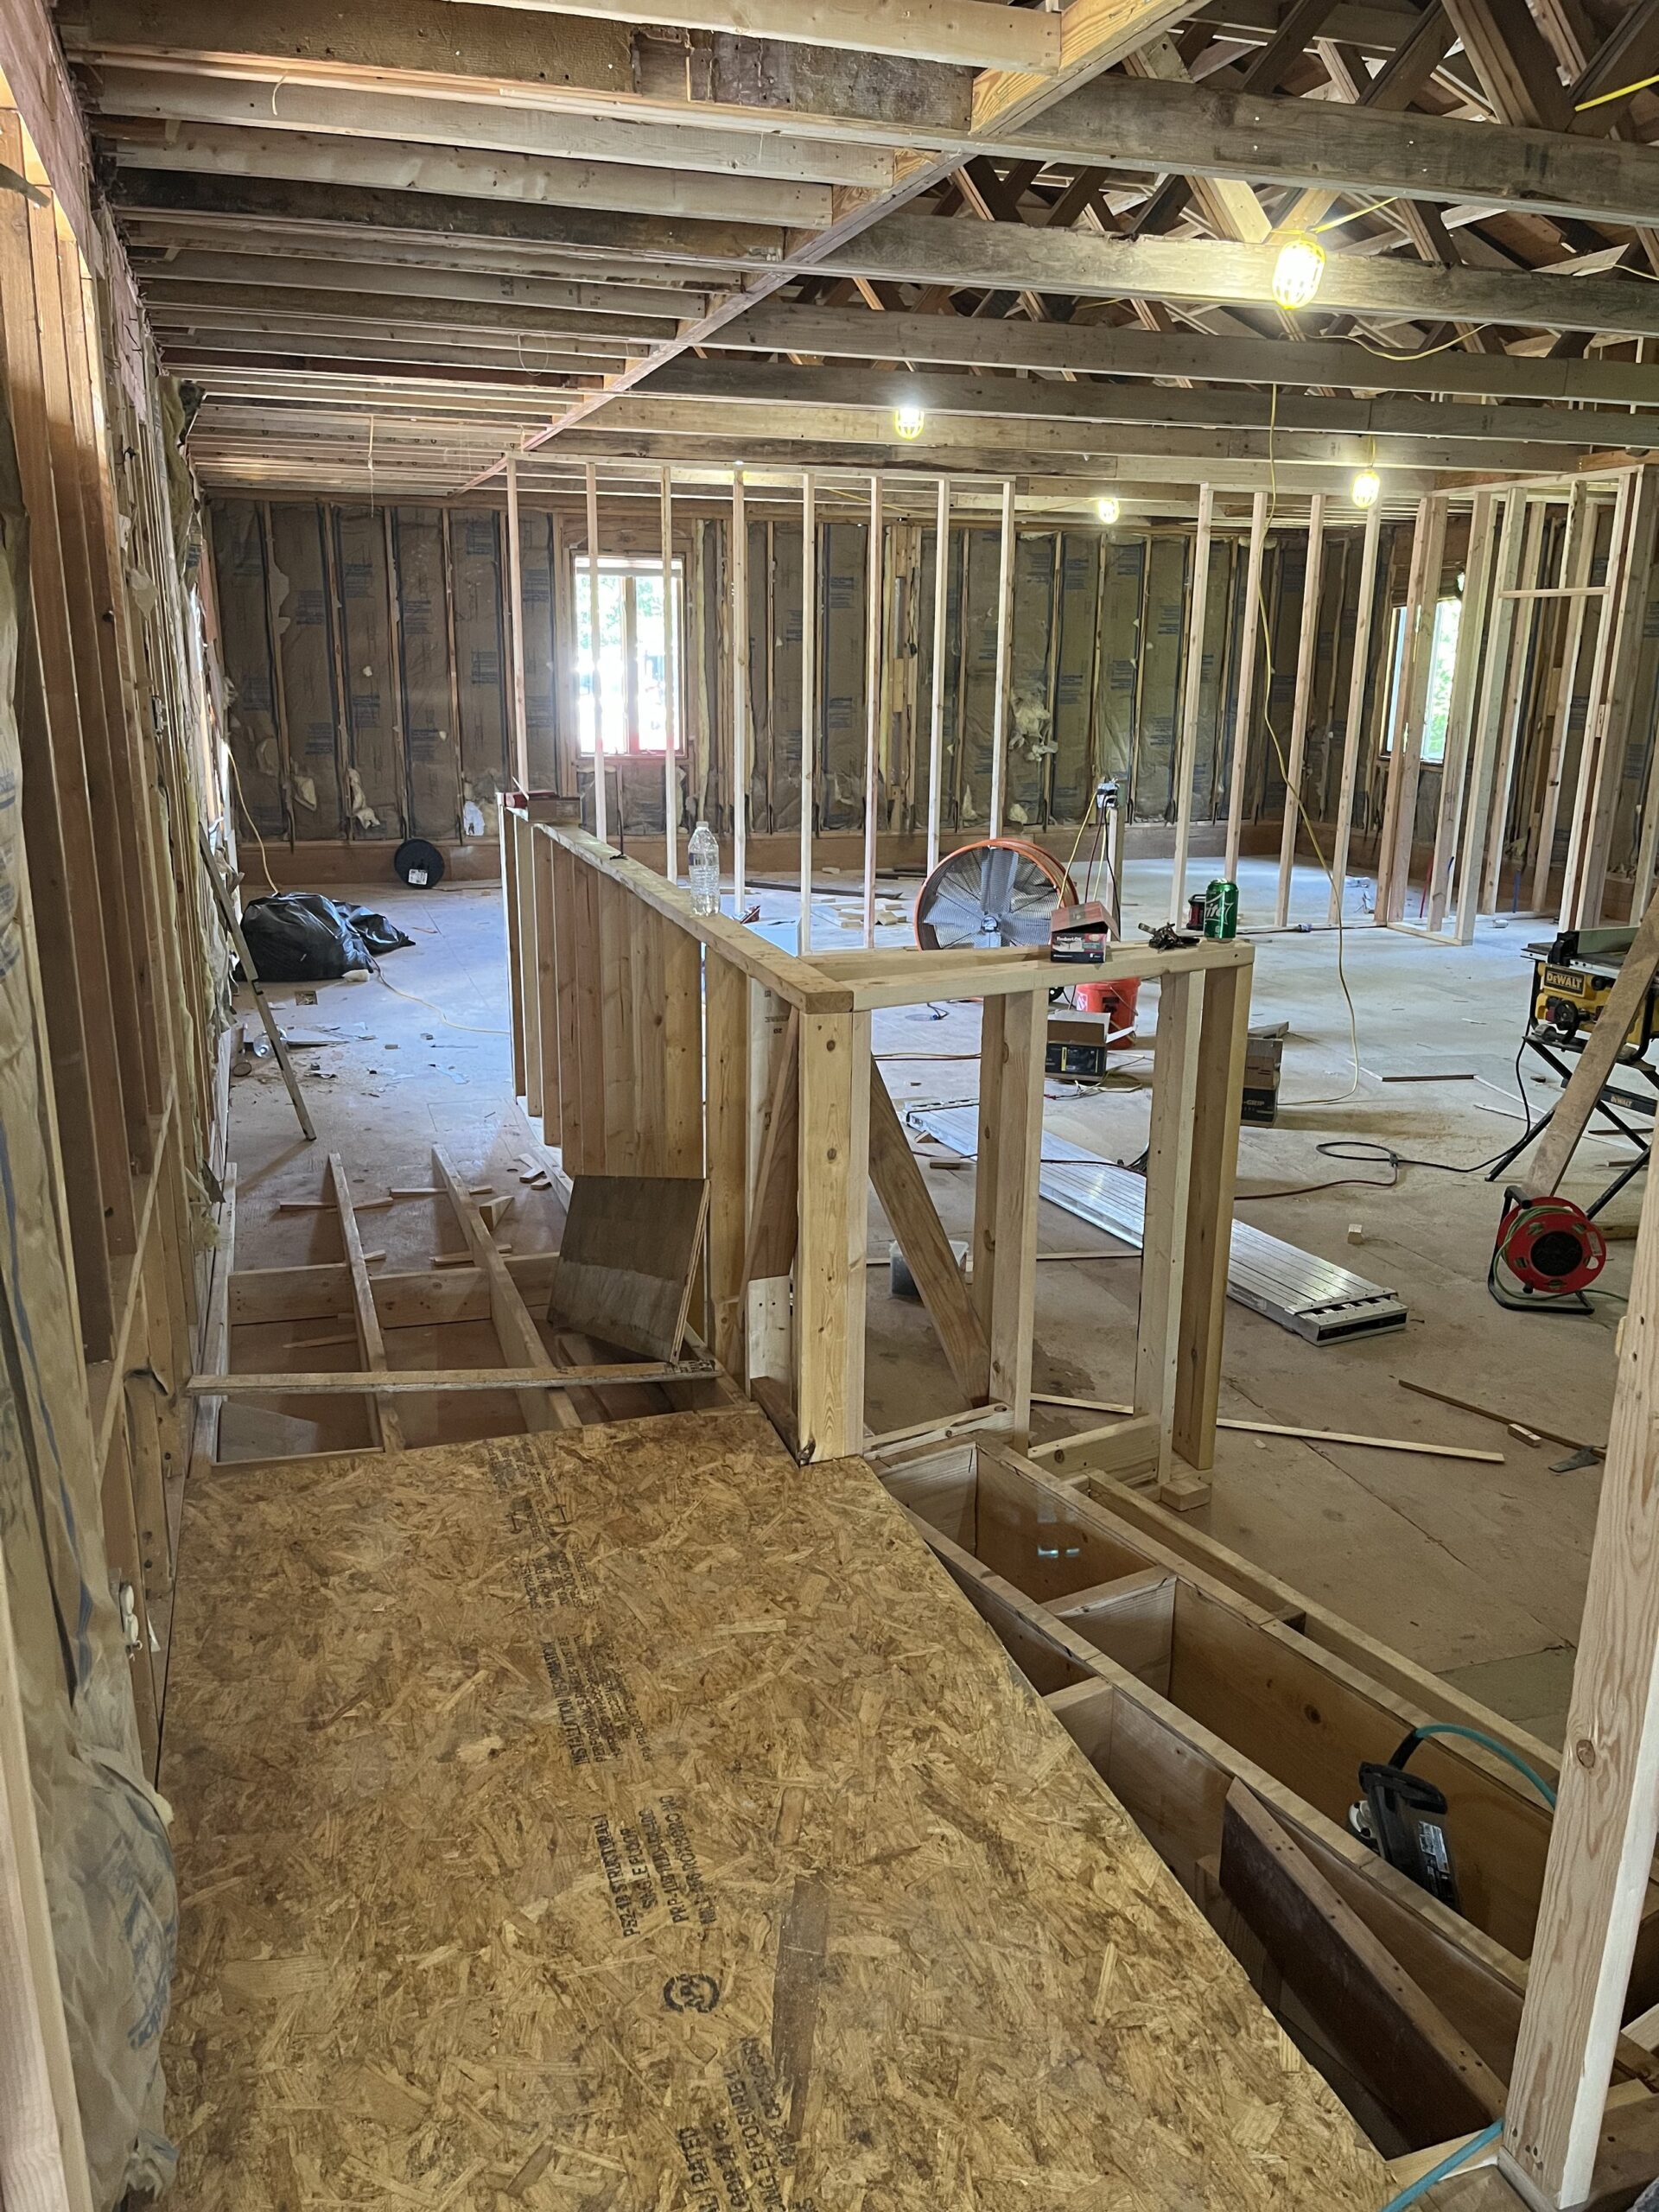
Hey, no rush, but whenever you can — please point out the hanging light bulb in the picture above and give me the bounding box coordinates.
[1096,496,1121,526]
[1271,230,1326,310]
[893,398,925,441]
[1351,466,1382,509]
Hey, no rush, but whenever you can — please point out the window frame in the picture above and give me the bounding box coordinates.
[571,550,685,758]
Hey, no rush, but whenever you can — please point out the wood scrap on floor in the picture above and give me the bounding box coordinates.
[1030,1394,1506,1465]
[1398,1379,1603,1457]
[188,1359,717,1397]
[275,1196,393,1214]
[387,1184,494,1199]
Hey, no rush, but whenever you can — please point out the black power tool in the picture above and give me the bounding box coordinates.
[1349,1731,1461,1912]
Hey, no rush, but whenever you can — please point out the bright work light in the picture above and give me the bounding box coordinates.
[1271,231,1326,310]
[893,400,925,441]
[1096,496,1121,525]
[1352,467,1382,509]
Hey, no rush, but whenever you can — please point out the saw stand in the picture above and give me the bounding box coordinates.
[1484,1026,1655,1222]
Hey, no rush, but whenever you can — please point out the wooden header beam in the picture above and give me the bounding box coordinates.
[432,0,1067,70]
[821,219,1659,341]
[645,359,1659,453]
[718,303,1659,406]
[987,70,1659,232]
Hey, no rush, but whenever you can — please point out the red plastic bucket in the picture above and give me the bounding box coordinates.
[1076,975,1141,1045]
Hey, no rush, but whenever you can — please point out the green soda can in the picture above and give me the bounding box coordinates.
[1203,879,1238,941]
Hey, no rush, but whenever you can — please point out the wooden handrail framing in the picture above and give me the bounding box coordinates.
[509,818,1252,1474]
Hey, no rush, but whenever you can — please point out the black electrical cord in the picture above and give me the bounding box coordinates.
[1235,1038,1539,1201]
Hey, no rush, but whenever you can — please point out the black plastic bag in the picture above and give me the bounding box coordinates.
[236,893,415,982]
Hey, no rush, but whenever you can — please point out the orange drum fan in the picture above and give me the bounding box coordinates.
[913,837,1077,951]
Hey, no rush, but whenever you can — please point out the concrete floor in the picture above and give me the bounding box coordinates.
[225,850,1634,1745]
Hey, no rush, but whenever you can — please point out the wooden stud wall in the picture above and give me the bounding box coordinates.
[0,45,221,2212]
[212,493,1431,870]
[0,126,214,1605]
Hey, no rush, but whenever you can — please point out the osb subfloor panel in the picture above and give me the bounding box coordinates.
[162,1405,1385,2210]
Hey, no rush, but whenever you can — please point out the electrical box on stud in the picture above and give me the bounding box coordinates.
[1352,467,1382,509]
[893,400,925,441]
[1271,231,1325,309]
[1096,496,1121,525]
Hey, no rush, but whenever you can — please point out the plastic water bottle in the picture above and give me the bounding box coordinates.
[688,822,720,917]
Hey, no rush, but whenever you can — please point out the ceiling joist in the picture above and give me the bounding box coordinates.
[74,0,1659,506]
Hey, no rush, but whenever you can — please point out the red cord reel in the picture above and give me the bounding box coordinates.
[1491,1192,1607,1312]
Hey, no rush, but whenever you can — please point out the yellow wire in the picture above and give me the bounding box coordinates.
[1313,197,1397,233]
[1251,385,1364,1109]
[224,746,280,899]
[1576,67,1659,111]
[1060,806,1093,890]
[1350,327,1492,362]
[374,966,509,1036]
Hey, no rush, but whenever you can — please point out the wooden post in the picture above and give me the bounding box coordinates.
[1373,496,1437,929]
[704,949,748,1376]
[501,803,525,1099]
[800,468,817,953]
[1173,961,1250,1473]
[1274,493,1325,928]
[550,840,595,1173]
[1425,489,1497,934]
[746,985,794,1387]
[584,460,608,845]
[260,501,294,848]
[628,897,667,1176]
[1135,969,1205,1505]
[384,506,408,841]
[1224,490,1268,892]
[1502,1157,1659,2209]
[862,472,883,948]
[1620,503,1659,916]
[795,1008,870,1461]
[532,827,559,1141]
[927,474,950,880]
[515,812,542,1120]
[1530,487,1595,917]
[598,874,636,1173]
[1168,483,1214,925]
[1559,477,1634,930]
[1479,496,1549,918]
[1329,498,1382,926]
[1388,493,1451,928]
[1563,470,1657,931]
[732,463,748,913]
[438,508,468,836]
[660,463,678,881]
[988,476,1015,839]
[660,914,702,1180]
[972,989,1045,1445]
[505,452,529,791]
[1456,491,1527,945]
